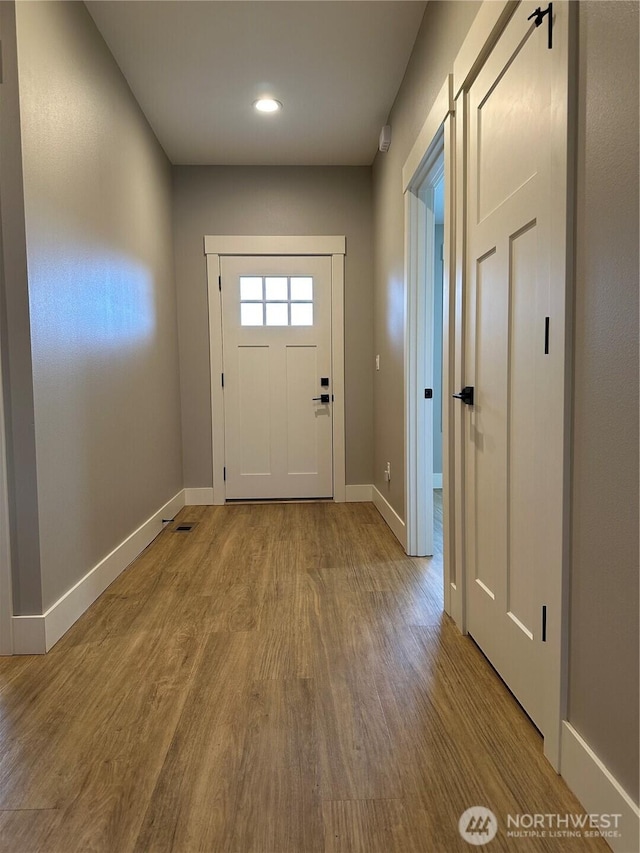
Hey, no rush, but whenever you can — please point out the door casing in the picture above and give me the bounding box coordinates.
[403,76,460,618]
[204,236,346,505]
[0,232,13,656]
[0,71,14,654]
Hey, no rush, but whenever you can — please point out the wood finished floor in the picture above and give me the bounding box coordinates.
[0,498,607,853]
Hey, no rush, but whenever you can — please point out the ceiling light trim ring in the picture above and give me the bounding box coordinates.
[254,98,283,113]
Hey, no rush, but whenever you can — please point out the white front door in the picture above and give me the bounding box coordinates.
[463,2,568,737]
[221,255,333,500]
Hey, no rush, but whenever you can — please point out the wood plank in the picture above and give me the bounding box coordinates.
[323,799,421,853]
[227,677,323,853]
[3,627,204,846]
[251,572,316,680]
[134,631,256,852]
[0,809,64,851]
[307,570,402,801]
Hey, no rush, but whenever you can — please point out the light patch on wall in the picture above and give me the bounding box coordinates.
[28,242,156,355]
[387,272,405,342]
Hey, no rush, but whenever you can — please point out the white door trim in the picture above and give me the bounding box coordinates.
[403,76,460,626]
[0,202,14,654]
[453,0,518,98]
[403,76,454,192]
[204,235,345,257]
[205,236,346,504]
[404,163,439,558]
[0,319,14,656]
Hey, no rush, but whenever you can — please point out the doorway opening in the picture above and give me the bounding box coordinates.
[404,138,445,560]
[431,174,445,564]
[431,172,445,585]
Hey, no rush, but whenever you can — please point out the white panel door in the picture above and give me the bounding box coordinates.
[463,3,565,734]
[221,255,333,499]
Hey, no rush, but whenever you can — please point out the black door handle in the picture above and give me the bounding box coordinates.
[312,394,330,403]
[452,386,474,405]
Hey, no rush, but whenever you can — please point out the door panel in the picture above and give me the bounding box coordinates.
[477,25,542,222]
[472,247,507,602]
[508,221,541,636]
[221,255,333,499]
[285,346,323,475]
[464,2,560,734]
[238,347,271,475]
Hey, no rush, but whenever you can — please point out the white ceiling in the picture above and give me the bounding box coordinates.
[86,1,427,166]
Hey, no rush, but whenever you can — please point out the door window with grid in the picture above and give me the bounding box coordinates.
[240,276,313,327]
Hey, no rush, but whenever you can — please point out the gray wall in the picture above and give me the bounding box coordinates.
[11,1,183,612]
[172,166,373,488]
[569,1,639,803]
[372,0,480,515]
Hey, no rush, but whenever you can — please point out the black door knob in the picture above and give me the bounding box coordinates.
[452,386,474,405]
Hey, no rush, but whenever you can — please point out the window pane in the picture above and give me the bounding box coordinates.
[291,303,313,326]
[241,303,264,326]
[240,277,263,301]
[291,277,313,301]
[266,302,289,326]
[265,277,288,301]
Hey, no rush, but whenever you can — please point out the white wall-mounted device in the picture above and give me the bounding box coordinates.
[379,125,391,153]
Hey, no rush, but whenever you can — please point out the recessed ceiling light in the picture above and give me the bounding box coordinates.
[254,98,282,113]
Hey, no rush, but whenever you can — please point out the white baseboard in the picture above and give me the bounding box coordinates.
[186,485,376,504]
[184,487,215,505]
[372,485,407,549]
[12,489,186,654]
[345,484,373,502]
[187,484,381,505]
[433,473,443,489]
[561,721,639,853]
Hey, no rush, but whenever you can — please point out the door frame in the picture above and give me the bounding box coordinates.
[403,77,462,623]
[204,235,346,505]
[0,238,14,656]
[404,141,442,559]
[0,337,13,656]
[0,59,13,653]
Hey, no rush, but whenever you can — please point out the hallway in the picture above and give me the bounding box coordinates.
[0,501,608,852]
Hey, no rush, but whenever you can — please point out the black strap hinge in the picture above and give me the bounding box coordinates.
[544,317,550,354]
[528,2,553,49]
